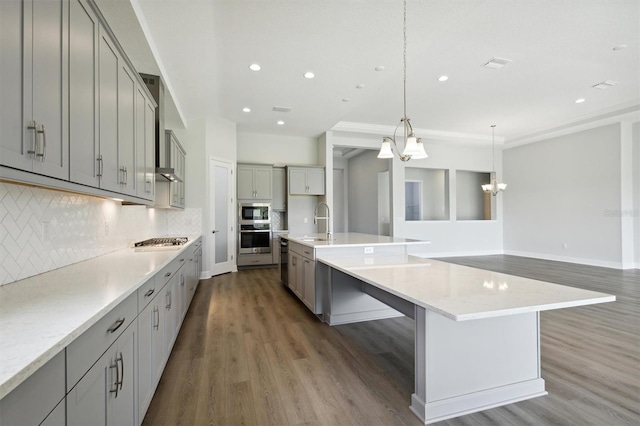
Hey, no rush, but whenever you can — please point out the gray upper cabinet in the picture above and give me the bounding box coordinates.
[69,0,99,187]
[0,0,69,180]
[238,164,272,200]
[118,65,137,196]
[288,166,325,195]
[135,86,155,200]
[2,0,156,204]
[272,167,286,210]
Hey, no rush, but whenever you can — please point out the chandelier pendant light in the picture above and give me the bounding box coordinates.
[377,0,428,162]
[481,125,507,196]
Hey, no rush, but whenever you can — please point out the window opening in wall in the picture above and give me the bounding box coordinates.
[456,170,493,220]
[405,168,450,221]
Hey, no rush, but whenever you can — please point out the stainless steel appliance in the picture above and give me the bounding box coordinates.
[238,224,271,254]
[239,202,271,224]
[279,236,288,285]
[134,237,188,252]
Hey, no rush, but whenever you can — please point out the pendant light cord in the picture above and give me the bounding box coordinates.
[491,124,496,172]
[403,0,407,141]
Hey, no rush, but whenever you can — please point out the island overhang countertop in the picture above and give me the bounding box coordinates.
[284,232,431,249]
[317,254,616,321]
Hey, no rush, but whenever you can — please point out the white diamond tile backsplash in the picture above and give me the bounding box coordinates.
[0,183,168,286]
[167,208,202,235]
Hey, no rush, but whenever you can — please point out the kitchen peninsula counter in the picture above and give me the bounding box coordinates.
[0,235,201,400]
[315,252,615,424]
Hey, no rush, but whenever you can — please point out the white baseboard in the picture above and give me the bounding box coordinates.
[503,250,624,269]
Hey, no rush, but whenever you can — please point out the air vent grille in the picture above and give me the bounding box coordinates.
[483,57,512,69]
[272,106,292,113]
[592,80,619,90]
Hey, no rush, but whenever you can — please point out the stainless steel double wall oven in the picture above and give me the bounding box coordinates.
[238,203,271,254]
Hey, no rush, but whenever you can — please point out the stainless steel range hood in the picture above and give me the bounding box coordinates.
[139,73,181,182]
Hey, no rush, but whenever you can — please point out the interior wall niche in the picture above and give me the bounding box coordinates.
[456,170,492,220]
[404,168,450,221]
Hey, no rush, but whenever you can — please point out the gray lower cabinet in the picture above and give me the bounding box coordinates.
[66,321,137,426]
[0,0,69,180]
[287,242,318,313]
[0,350,66,426]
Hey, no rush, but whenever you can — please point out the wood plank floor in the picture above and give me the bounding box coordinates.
[143,256,640,426]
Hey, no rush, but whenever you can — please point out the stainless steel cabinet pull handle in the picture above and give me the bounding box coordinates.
[166,290,172,309]
[145,288,155,297]
[165,272,171,277]
[124,166,128,184]
[117,352,124,391]
[107,318,125,333]
[153,306,159,329]
[109,359,119,397]
[97,155,103,177]
[35,125,46,161]
[180,258,185,262]
[27,121,38,156]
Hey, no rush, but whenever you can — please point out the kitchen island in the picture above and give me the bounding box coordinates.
[316,253,615,424]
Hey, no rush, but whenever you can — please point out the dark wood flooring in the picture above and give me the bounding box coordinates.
[143,255,640,426]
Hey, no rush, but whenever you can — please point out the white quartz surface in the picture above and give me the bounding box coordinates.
[0,236,201,400]
[286,232,429,248]
[319,255,615,321]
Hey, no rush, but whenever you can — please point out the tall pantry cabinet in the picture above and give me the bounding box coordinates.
[0,0,69,180]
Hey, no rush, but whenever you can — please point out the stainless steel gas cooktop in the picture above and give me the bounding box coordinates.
[134,237,189,251]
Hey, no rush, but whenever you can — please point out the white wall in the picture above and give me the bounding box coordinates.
[503,124,623,268]
[329,132,503,256]
[634,122,640,267]
[347,150,390,235]
[237,131,318,165]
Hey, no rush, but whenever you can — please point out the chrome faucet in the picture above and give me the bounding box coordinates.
[314,201,331,240]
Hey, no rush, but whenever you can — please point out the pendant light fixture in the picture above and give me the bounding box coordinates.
[377,0,428,162]
[481,125,507,196]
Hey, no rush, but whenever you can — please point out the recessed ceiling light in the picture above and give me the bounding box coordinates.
[374,66,385,72]
[342,98,351,102]
[613,44,628,51]
[438,75,448,82]
[575,98,586,104]
[303,71,315,79]
[249,63,261,71]
[277,120,285,125]
[356,84,365,89]
[242,107,251,112]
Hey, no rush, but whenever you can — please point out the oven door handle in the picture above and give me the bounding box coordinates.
[239,230,271,233]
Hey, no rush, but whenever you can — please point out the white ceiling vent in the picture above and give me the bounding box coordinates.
[592,80,619,90]
[272,106,292,113]
[483,57,512,69]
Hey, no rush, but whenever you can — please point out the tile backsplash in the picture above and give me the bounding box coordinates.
[0,182,169,286]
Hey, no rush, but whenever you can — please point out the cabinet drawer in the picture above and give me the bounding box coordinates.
[137,275,157,311]
[290,242,315,260]
[157,256,185,287]
[237,253,273,266]
[66,292,137,391]
[0,350,65,426]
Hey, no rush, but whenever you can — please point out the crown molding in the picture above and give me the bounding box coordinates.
[331,122,505,146]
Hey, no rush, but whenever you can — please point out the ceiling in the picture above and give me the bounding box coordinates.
[96,0,639,143]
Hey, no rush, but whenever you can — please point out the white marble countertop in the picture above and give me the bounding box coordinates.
[284,232,430,249]
[318,254,615,321]
[0,235,202,400]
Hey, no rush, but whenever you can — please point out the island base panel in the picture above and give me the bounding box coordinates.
[412,307,547,424]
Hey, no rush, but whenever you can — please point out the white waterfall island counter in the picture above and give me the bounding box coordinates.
[308,248,615,424]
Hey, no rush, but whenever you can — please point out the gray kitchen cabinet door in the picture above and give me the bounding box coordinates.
[0,0,69,180]
[118,64,136,196]
[138,296,165,421]
[302,258,316,312]
[135,86,148,199]
[288,168,307,194]
[165,275,181,355]
[306,168,325,195]
[67,322,137,426]
[145,98,156,199]
[254,166,272,199]
[237,165,255,199]
[272,167,286,210]
[69,0,99,187]
[98,27,120,193]
[0,0,30,172]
